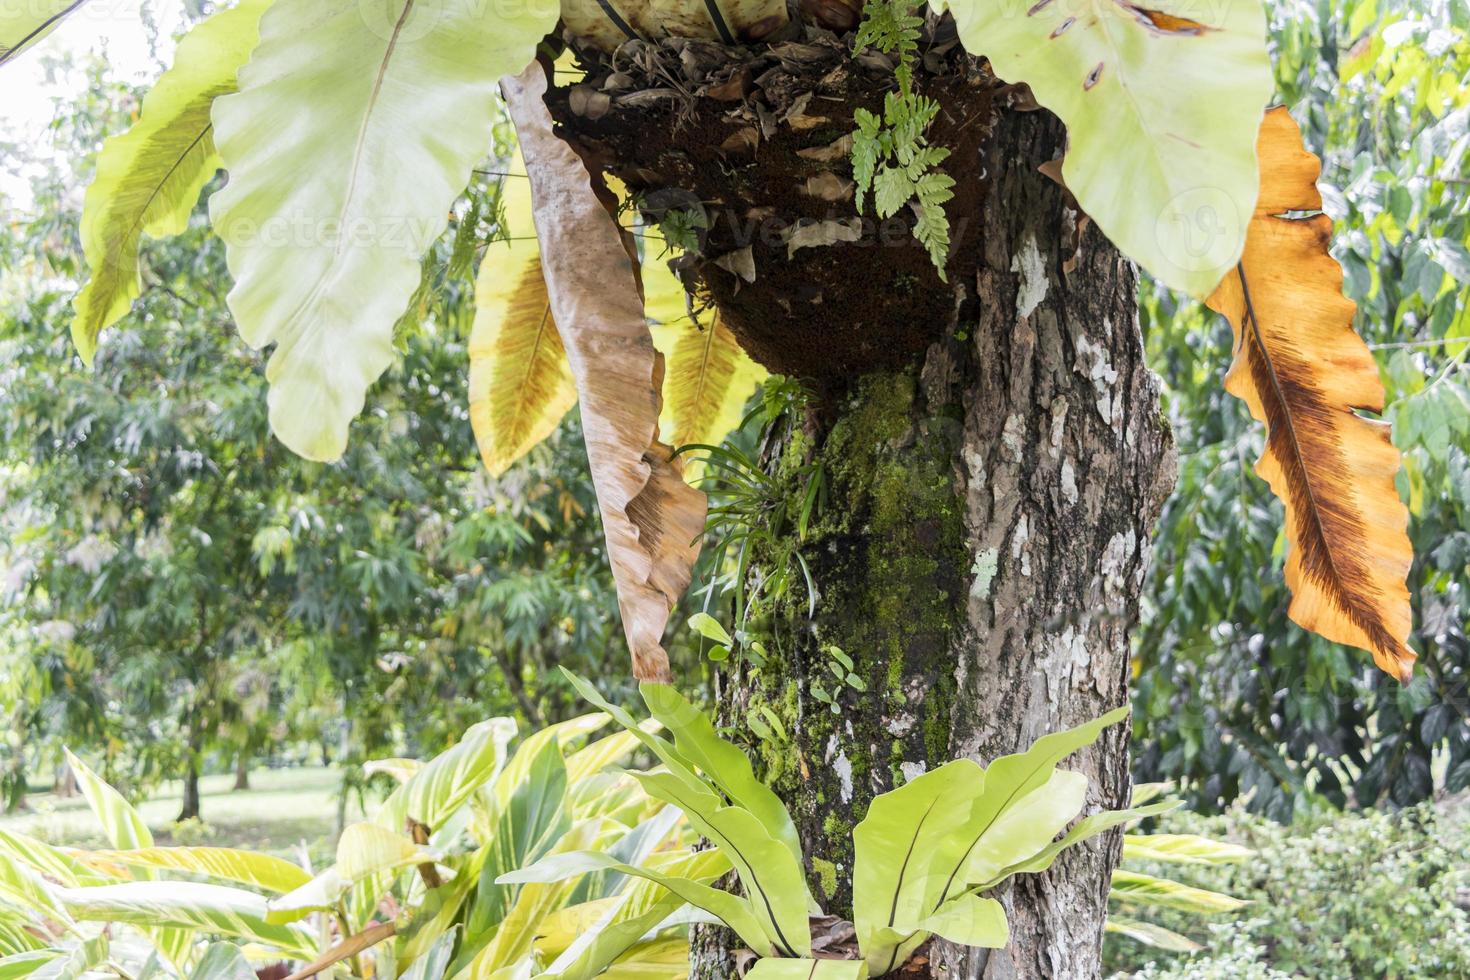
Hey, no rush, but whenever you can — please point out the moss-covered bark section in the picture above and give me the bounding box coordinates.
[732,367,970,916]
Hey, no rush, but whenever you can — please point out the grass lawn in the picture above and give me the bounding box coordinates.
[0,765,366,863]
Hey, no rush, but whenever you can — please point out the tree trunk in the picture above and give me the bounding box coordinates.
[233,752,251,791]
[542,44,1175,977]
[54,762,78,799]
[177,759,201,822]
[692,110,1175,977]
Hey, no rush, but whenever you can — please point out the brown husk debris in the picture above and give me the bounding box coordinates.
[545,21,1010,391]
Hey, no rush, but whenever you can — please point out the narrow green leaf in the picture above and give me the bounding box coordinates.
[639,683,804,872]
[1121,833,1254,866]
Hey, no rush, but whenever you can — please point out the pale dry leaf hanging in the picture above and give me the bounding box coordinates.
[467,158,579,478]
[1206,107,1415,682]
[502,62,706,683]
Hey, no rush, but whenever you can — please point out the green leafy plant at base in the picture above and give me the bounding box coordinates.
[680,376,824,663]
[0,717,716,979]
[850,0,955,278]
[509,670,1179,977]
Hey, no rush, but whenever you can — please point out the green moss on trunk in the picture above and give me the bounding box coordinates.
[737,368,969,915]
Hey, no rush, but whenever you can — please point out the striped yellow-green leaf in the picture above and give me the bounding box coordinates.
[1104,915,1202,952]
[63,749,150,849]
[935,0,1273,298]
[600,936,695,978]
[660,314,764,453]
[188,943,258,980]
[70,0,270,363]
[87,847,310,894]
[0,0,86,69]
[0,852,75,930]
[0,949,62,977]
[468,168,578,478]
[375,716,518,833]
[1109,870,1249,914]
[23,935,105,980]
[209,0,556,461]
[1122,833,1253,866]
[642,238,764,461]
[57,881,317,957]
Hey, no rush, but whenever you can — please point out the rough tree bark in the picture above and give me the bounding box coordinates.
[699,112,1171,979]
[547,45,1175,978]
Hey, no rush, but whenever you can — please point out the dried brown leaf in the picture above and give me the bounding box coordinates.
[504,62,706,682]
[1206,107,1415,682]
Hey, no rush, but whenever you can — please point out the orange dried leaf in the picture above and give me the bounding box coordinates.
[503,62,706,683]
[1206,107,1415,682]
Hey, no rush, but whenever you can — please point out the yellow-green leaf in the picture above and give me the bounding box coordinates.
[937,0,1273,297]
[468,168,578,478]
[71,0,271,363]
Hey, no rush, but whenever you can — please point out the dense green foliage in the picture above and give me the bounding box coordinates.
[1107,800,1470,978]
[1135,0,1470,818]
[0,59,625,811]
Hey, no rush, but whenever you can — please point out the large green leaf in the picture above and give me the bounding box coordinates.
[0,1,86,69]
[935,0,1273,297]
[70,0,271,363]
[851,758,987,974]
[626,769,810,957]
[469,735,570,936]
[909,893,1007,949]
[501,850,775,958]
[57,881,316,957]
[208,0,556,460]
[63,749,151,849]
[376,717,518,833]
[639,683,803,873]
[89,847,310,894]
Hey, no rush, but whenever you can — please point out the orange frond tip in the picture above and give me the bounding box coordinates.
[1206,107,1416,683]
